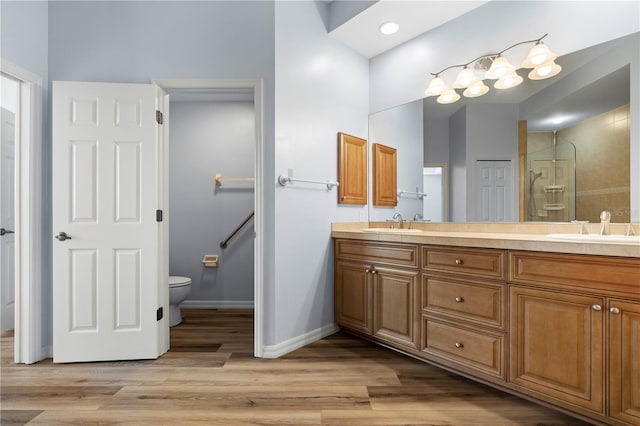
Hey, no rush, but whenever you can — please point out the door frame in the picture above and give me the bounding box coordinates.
[154,79,264,357]
[0,59,43,363]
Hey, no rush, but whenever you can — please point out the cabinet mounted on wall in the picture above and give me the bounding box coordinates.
[373,143,397,206]
[337,132,367,205]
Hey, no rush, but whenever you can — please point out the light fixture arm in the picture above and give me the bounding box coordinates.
[429,33,549,76]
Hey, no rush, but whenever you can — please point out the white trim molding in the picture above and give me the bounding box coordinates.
[262,323,340,359]
[181,300,255,310]
[1,59,44,364]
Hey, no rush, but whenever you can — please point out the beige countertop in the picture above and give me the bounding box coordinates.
[331,222,640,258]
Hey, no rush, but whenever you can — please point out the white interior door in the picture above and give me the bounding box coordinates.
[1,107,16,332]
[52,81,165,362]
[474,160,513,222]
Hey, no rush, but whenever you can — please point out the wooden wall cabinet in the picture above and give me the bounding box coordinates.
[372,143,397,206]
[337,132,367,205]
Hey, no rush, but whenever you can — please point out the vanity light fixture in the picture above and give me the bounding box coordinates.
[424,34,561,104]
[379,21,399,35]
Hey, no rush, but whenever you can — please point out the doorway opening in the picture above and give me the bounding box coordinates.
[423,163,448,222]
[155,79,264,358]
[0,60,43,364]
[166,88,256,354]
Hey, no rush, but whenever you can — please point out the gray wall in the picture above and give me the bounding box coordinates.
[273,1,368,344]
[169,102,254,304]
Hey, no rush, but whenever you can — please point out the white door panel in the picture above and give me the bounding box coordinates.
[53,81,163,362]
[474,160,512,222]
[1,107,16,332]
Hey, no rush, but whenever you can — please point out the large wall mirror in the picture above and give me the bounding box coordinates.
[368,32,638,223]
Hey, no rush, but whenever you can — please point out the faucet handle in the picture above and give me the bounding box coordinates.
[600,211,611,221]
[571,220,589,235]
[625,224,635,236]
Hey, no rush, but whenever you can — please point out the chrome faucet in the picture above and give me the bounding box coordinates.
[599,211,611,235]
[571,220,589,235]
[409,213,423,229]
[393,213,403,228]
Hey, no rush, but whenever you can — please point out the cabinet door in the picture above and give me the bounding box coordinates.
[372,266,420,349]
[609,299,640,424]
[337,132,367,205]
[372,143,397,206]
[509,286,604,413]
[334,260,372,334]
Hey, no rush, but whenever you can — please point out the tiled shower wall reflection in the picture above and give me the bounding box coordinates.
[528,104,630,223]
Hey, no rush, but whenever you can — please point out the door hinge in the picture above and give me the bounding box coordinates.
[156,110,163,124]
[156,307,163,321]
[156,209,163,222]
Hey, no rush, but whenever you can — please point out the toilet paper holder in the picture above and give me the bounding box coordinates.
[202,255,219,267]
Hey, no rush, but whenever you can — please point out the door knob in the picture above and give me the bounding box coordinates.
[55,232,72,241]
[0,228,15,236]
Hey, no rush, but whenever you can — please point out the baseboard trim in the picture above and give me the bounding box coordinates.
[262,323,339,359]
[180,300,255,309]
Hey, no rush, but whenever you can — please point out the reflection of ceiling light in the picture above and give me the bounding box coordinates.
[437,89,460,104]
[463,80,489,98]
[379,22,399,35]
[424,33,561,105]
[552,117,564,124]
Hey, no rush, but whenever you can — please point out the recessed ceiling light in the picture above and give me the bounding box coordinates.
[379,21,399,35]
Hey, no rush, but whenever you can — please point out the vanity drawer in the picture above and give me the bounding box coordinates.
[422,317,505,379]
[335,239,419,268]
[422,246,506,281]
[422,276,506,330]
[510,251,640,298]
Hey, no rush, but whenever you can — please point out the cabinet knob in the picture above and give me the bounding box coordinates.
[365,268,371,274]
[455,297,463,303]
[371,270,377,275]
[454,342,463,349]
[592,304,602,311]
[455,259,463,265]
[610,307,620,314]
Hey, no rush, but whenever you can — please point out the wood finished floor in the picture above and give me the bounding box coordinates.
[1,309,591,425]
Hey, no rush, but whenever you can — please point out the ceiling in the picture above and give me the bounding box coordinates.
[328,0,489,58]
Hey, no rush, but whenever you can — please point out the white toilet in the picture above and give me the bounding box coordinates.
[169,276,192,327]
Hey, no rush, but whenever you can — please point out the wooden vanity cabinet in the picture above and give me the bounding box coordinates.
[609,299,640,425]
[510,251,640,424]
[421,246,508,381]
[509,285,605,414]
[334,240,420,350]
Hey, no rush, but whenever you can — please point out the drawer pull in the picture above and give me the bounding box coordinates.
[371,270,377,275]
[592,304,602,311]
[454,259,463,265]
[610,307,620,314]
[454,342,463,349]
[455,297,464,303]
[365,268,371,274]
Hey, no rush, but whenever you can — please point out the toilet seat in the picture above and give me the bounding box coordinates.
[169,276,192,288]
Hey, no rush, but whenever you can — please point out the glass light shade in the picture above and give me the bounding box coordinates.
[494,71,523,89]
[453,67,478,89]
[528,60,562,80]
[463,80,489,97]
[436,89,460,104]
[522,43,557,68]
[484,56,515,79]
[425,76,447,97]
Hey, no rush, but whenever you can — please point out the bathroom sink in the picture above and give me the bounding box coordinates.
[363,228,423,233]
[546,233,640,243]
